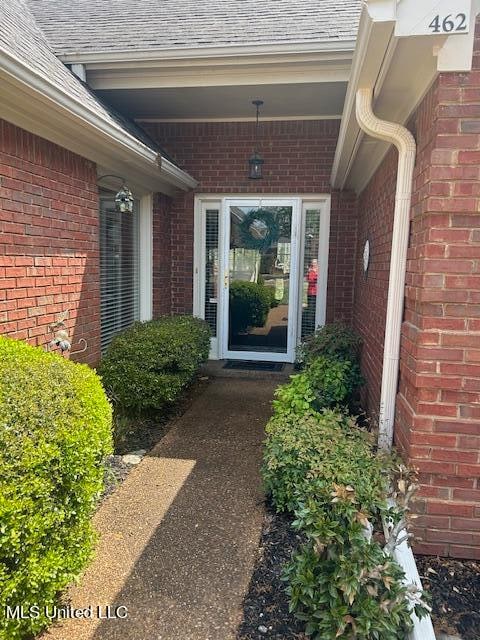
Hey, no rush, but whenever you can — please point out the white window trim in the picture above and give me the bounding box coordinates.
[139,193,153,322]
[193,194,331,362]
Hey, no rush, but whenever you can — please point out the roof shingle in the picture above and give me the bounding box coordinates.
[27,0,361,56]
[0,0,161,154]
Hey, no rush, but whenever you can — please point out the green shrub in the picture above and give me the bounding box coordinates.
[285,497,425,639]
[0,336,112,640]
[263,410,387,515]
[98,315,210,415]
[273,356,364,416]
[298,322,362,366]
[263,390,429,638]
[229,280,274,334]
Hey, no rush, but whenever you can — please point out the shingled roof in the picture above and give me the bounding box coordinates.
[28,0,361,57]
[0,0,173,158]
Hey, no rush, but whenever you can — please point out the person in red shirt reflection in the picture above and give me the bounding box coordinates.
[307,258,318,305]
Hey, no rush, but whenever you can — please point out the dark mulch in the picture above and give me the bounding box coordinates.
[101,455,132,500]
[416,555,480,640]
[113,376,209,455]
[237,503,307,640]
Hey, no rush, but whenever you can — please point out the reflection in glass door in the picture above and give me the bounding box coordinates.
[223,200,299,361]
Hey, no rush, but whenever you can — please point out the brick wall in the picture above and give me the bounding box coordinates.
[0,120,101,365]
[143,120,357,319]
[354,25,480,558]
[353,148,398,414]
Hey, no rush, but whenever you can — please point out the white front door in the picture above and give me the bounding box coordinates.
[219,198,301,362]
[193,194,331,363]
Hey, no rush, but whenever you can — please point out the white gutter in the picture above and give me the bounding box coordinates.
[57,40,357,65]
[355,87,416,451]
[356,88,436,640]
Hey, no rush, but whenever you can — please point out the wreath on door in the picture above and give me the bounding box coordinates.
[239,209,280,251]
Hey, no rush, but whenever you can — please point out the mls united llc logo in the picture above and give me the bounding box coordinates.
[4,605,128,620]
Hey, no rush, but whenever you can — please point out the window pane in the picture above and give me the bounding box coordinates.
[204,209,219,337]
[301,209,321,340]
[100,197,140,352]
[228,205,292,354]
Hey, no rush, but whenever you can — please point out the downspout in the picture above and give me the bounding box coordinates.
[356,87,436,640]
[355,87,416,451]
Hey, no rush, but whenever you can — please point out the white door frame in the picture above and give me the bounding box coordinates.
[193,194,331,362]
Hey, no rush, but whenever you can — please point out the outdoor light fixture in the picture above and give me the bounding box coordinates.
[97,174,135,213]
[248,100,264,179]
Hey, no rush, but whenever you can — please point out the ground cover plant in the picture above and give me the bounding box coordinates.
[99,315,210,417]
[0,336,113,640]
[260,323,429,640]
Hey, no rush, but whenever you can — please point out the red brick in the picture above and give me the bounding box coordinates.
[0,119,100,365]
[427,501,475,517]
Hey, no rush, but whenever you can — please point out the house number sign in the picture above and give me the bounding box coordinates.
[395,0,471,38]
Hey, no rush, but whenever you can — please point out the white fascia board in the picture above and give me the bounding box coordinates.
[0,47,196,193]
[331,4,396,188]
[87,62,351,91]
[58,40,357,65]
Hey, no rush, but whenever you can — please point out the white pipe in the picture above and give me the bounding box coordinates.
[355,87,416,451]
[356,89,436,640]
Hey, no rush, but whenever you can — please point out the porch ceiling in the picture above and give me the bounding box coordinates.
[96,82,347,121]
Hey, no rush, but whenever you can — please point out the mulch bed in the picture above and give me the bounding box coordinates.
[237,503,307,640]
[416,555,480,640]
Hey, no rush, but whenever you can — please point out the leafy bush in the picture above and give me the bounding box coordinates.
[229,280,274,334]
[98,315,210,415]
[263,410,387,515]
[273,356,364,416]
[285,498,424,640]
[0,336,112,640]
[298,322,362,366]
[263,382,429,638]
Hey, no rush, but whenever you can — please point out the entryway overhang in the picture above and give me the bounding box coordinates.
[66,42,356,122]
[331,0,478,193]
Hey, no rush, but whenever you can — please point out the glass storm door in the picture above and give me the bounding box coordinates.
[221,199,300,362]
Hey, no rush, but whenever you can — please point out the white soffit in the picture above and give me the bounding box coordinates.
[332,0,477,192]
[97,83,347,121]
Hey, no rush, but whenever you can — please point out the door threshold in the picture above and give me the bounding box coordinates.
[223,360,285,372]
[201,360,293,380]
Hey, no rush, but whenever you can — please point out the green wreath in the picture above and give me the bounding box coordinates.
[239,208,280,251]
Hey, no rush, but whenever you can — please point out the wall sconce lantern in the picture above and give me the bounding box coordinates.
[248,100,264,179]
[97,174,134,213]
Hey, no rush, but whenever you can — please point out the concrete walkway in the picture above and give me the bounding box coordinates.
[43,378,277,640]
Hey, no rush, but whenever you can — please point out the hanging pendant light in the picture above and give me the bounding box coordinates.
[248,100,264,179]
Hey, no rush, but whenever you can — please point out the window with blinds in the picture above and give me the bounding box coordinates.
[301,208,321,340]
[99,195,140,352]
[204,209,219,336]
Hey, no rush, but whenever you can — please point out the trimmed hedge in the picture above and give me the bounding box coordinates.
[98,315,210,415]
[0,336,112,640]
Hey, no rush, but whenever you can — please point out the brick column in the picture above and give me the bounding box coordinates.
[396,26,480,558]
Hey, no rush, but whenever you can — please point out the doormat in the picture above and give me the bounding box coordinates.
[223,360,285,372]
